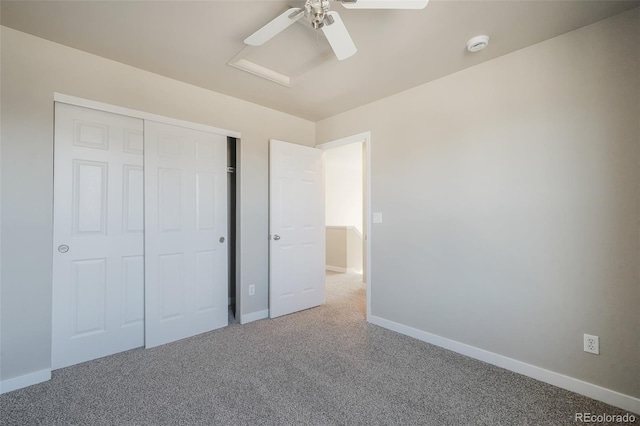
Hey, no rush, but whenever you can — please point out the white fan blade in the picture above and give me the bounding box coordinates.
[244,8,303,46]
[341,0,429,9]
[322,12,357,61]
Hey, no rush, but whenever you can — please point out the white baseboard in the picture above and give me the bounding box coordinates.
[326,265,363,274]
[0,369,51,394]
[369,315,640,415]
[240,309,269,325]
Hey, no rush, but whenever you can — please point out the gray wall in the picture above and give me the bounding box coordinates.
[317,9,640,398]
[0,27,314,382]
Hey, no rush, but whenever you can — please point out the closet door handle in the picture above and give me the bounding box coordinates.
[273,235,281,241]
[219,237,225,243]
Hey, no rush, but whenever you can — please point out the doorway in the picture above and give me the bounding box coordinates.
[317,132,372,320]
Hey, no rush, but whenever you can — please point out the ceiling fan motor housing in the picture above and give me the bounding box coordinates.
[306,0,332,29]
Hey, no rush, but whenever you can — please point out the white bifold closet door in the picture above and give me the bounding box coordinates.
[52,103,145,369]
[144,121,228,348]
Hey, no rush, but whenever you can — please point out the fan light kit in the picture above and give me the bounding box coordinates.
[244,0,429,61]
[466,35,490,53]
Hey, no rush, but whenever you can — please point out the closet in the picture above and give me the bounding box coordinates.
[52,102,231,369]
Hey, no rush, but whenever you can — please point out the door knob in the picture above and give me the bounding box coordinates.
[273,235,281,241]
[58,244,70,253]
[219,237,225,243]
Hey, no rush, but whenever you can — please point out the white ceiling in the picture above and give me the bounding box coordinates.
[2,0,639,121]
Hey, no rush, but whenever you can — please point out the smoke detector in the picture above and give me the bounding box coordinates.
[466,35,490,53]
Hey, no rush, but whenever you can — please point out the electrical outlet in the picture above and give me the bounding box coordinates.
[584,334,599,355]
[248,285,255,296]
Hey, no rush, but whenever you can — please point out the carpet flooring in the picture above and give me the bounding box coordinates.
[0,271,633,425]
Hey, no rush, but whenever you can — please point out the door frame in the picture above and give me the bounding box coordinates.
[51,93,246,333]
[316,131,372,321]
[54,93,240,139]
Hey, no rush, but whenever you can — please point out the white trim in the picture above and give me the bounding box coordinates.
[326,225,363,238]
[317,132,369,150]
[234,139,243,326]
[369,315,640,414]
[0,58,2,393]
[228,46,292,88]
[53,93,241,138]
[0,369,51,394]
[227,43,333,88]
[240,309,269,325]
[229,58,292,88]
[317,131,372,322]
[326,265,362,274]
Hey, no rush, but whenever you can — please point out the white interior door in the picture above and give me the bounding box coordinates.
[144,121,228,348]
[269,140,325,318]
[52,103,144,369]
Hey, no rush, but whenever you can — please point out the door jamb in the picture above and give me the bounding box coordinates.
[316,131,372,322]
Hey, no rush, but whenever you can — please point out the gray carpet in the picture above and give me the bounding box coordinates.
[0,271,633,425]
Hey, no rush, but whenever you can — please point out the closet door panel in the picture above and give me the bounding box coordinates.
[144,121,228,348]
[52,103,144,369]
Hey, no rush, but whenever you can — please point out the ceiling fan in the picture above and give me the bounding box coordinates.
[244,0,429,61]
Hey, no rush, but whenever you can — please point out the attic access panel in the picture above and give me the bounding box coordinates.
[228,20,334,87]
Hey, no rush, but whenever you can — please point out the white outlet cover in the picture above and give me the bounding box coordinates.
[373,212,383,224]
[583,333,600,355]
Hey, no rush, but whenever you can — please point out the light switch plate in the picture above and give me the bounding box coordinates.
[373,212,383,224]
